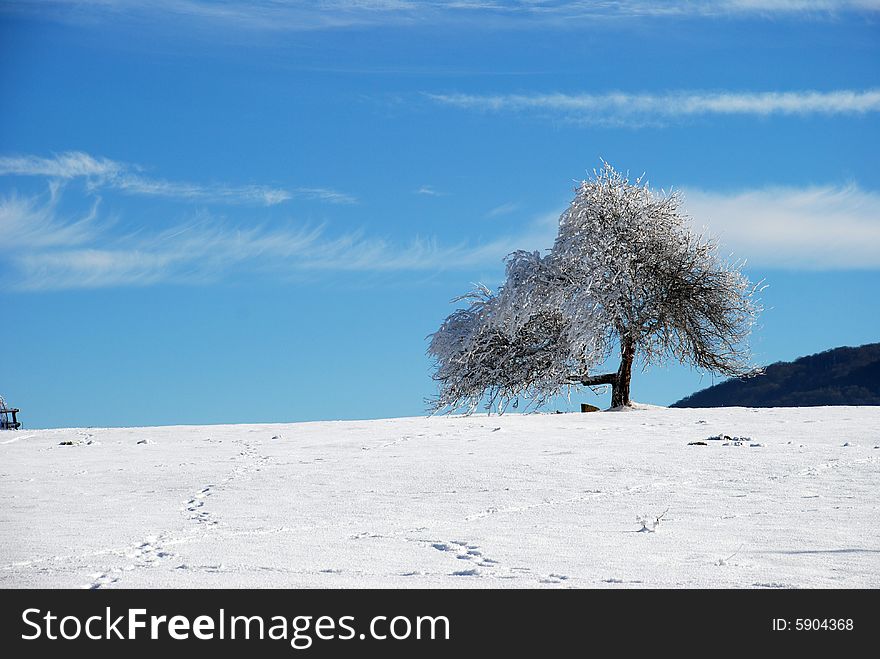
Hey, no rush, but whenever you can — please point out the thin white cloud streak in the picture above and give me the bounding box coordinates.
[486,201,520,218]
[0,182,101,249]
[683,184,880,270]
[4,1,879,32]
[414,185,445,197]
[13,222,323,289]
[1,187,554,290]
[294,187,359,205]
[427,89,880,121]
[108,174,294,206]
[8,224,548,290]
[0,152,124,179]
[5,182,878,290]
[0,152,356,206]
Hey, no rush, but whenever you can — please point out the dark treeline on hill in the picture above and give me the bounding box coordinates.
[672,343,880,408]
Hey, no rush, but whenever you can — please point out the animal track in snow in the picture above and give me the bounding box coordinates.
[87,572,120,589]
[753,581,788,589]
[429,539,495,576]
[424,538,565,584]
[361,435,412,452]
[183,486,218,526]
[83,533,176,589]
[351,531,384,540]
[464,483,658,521]
[602,577,643,584]
[180,437,274,529]
[125,537,173,563]
[792,455,878,478]
[85,438,272,589]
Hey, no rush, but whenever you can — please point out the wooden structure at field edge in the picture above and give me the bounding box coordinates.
[0,403,21,430]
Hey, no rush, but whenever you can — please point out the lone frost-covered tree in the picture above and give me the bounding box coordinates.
[428,162,762,413]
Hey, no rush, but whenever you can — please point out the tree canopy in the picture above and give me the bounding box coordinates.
[428,162,762,413]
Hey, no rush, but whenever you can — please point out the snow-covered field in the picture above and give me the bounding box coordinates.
[1,406,878,589]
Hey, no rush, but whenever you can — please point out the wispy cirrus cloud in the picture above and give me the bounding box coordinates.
[0,185,554,290]
[426,89,880,124]
[4,1,879,32]
[0,152,124,180]
[486,202,520,218]
[500,183,880,270]
[0,152,356,206]
[414,185,445,197]
[293,187,359,205]
[3,177,878,290]
[0,181,100,249]
[105,174,294,206]
[511,182,880,270]
[683,184,880,270]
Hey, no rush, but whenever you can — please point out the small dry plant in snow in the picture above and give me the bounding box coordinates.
[636,508,669,533]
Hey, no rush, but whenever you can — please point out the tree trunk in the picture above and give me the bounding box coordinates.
[611,336,635,408]
[571,336,635,408]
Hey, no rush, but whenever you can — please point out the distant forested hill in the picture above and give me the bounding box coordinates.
[672,343,880,408]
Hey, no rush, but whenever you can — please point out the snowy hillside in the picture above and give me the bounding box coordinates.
[2,407,878,589]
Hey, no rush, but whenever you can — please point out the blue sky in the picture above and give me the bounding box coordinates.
[1,1,878,428]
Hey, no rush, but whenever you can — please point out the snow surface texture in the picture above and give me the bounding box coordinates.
[1,407,878,589]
